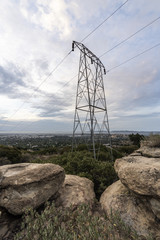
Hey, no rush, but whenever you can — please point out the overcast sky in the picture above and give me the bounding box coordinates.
[0,0,160,133]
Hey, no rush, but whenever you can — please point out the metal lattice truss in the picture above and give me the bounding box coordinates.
[72,41,111,159]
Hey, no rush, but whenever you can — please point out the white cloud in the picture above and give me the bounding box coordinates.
[0,0,160,132]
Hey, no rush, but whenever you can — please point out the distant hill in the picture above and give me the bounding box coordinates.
[111,130,160,136]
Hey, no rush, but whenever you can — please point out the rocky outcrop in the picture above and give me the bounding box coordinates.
[0,163,65,215]
[100,181,160,238]
[100,147,160,239]
[55,175,95,208]
[114,155,160,196]
[137,146,160,158]
[0,163,96,239]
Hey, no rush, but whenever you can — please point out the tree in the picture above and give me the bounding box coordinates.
[129,133,144,147]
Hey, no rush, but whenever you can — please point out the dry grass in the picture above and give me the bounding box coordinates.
[142,135,160,148]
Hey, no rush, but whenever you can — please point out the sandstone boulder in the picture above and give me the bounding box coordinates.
[0,163,65,215]
[55,175,95,208]
[149,198,160,219]
[100,180,160,238]
[137,146,160,158]
[114,155,160,197]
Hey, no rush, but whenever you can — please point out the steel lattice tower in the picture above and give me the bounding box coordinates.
[72,41,111,159]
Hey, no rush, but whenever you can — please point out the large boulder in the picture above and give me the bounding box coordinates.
[100,180,160,238]
[0,163,65,215]
[114,155,160,197]
[137,146,160,158]
[55,175,95,208]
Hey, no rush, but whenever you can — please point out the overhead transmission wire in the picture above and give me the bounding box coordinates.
[0,51,72,132]
[105,42,160,73]
[9,34,160,133]
[80,0,129,42]
[99,15,160,58]
[8,12,160,131]
[17,41,160,133]
[8,20,160,132]
[3,0,129,133]
[9,74,77,132]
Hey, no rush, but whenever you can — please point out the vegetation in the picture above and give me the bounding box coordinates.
[30,142,140,199]
[31,150,118,199]
[0,140,138,199]
[145,134,160,148]
[1,133,156,240]
[14,202,153,240]
[0,145,22,164]
[115,145,138,155]
[129,133,144,147]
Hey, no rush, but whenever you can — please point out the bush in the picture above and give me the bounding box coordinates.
[115,145,138,155]
[14,202,153,240]
[32,151,118,199]
[129,133,144,147]
[0,145,22,164]
[38,147,58,155]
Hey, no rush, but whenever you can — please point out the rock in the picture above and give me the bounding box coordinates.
[114,155,160,197]
[149,198,160,219]
[55,175,95,208]
[130,152,141,156]
[0,207,21,239]
[100,180,160,238]
[0,163,65,215]
[137,146,160,158]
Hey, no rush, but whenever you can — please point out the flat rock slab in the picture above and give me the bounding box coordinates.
[137,146,160,158]
[0,163,65,215]
[100,180,160,238]
[55,175,95,208]
[114,155,160,197]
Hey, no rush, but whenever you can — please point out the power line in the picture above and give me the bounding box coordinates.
[81,0,129,42]
[9,42,160,133]
[0,51,72,132]
[4,38,160,133]
[72,0,129,57]
[2,0,159,133]
[99,16,160,58]
[31,51,72,94]
[8,74,78,133]
[0,0,130,132]
[106,42,160,73]
[0,1,129,132]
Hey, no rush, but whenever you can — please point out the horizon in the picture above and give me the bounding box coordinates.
[1,130,160,136]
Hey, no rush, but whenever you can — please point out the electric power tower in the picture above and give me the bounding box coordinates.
[72,41,112,159]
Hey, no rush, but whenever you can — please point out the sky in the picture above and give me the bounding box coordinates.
[0,0,160,133]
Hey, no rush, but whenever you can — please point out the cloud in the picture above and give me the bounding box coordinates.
[0,0,160,132]
[0,64,26,97]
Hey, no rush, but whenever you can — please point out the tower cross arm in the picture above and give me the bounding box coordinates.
[72,40,106,74]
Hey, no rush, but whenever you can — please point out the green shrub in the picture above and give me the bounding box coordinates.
[129,133,144,147]
[14,202,153,240]
[32,151,117,199]
[38,147,58,155]
[0,145,22,164]
[115,145,138,155]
